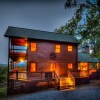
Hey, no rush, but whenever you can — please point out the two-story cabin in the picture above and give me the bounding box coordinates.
[5,26,79,95]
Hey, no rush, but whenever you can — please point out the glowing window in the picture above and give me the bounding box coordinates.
[55,45,60,53]
[50,63,56,71]
[68,63,73,69]
[31,43,36,51]
[68,46,72,51]
[80,63,88,71]
[30,63,36,72]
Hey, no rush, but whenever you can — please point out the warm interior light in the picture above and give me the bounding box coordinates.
[68,46,72,51]
[31,43,36,51]
[68,63,73,69]
[55,45,60,53]
[20,58,24,63]
[80,71,88,77]
[30,63,36,72]
[89,69,97,75]
[50,63,56,71]
[79,62,89,77]
[25,43,28,47]
[80,63,88,71]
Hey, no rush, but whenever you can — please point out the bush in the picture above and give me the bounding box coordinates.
[0,67,7,83]
[0,87,7,97]
[0,75,7,83]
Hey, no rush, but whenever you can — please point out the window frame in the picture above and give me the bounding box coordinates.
[55,44,61,53]
[67,45,73,52]
[30,42,37,52]
[50,63,56,71]
[30,62,37,72]
[68,63,73,69]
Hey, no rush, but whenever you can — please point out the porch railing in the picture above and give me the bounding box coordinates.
[54,71,60,90]
[9,71,55,81]
[9,71,27,80]
[10,49,26,57]
[68,71,75,87]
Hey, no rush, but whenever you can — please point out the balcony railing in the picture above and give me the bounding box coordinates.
[10,49,26,57]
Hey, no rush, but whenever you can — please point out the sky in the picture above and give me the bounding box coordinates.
[0,0,76,64]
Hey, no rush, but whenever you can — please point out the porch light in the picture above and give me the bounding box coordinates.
[20,58,24,63]
[25,43,28,47]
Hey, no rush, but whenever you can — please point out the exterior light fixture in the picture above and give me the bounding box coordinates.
[20,58,24,63]
[25,43,28,47]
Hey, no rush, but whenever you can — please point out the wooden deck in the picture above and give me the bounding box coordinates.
[8,71,56,95]
[9,71,55,81]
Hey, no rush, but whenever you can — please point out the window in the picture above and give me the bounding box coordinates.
[31,42,36,51]
[50,63,56,71]
[68,63,73,69]
[55,45,60,53]
[30,63,36,72]
[68,45,73,51]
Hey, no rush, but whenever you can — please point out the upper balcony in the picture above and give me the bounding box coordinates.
[9,38,28,61]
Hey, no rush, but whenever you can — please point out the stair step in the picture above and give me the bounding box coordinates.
[58,77,75,90]
[60,84,74,86]
[60,80,72,81]
[60,78,71,80]
[60,86,73,89]
[60,82,73,84]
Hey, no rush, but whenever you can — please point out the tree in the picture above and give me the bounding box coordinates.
[55,0,100,59]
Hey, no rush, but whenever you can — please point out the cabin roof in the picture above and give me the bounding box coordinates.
[78,52,100,63]
[4,26,79,44]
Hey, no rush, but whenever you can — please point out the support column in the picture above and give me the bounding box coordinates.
[7,38,10,95]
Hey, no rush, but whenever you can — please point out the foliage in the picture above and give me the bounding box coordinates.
[0,66,7,97]
[55,0,100,59]
[0,67,7,83]
[0,87,7,97]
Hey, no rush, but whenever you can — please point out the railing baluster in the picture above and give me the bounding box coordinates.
[68,71,75,87]
[16,71,18,80]
[41,71,42,79]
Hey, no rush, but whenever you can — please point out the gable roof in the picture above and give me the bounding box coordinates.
[78,52,100,63]
[4,26,79,44]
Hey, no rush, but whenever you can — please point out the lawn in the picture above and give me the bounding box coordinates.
[0,86,7,97]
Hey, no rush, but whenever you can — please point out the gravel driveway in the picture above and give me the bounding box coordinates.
[1,80,100,100]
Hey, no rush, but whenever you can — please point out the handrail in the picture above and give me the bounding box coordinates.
[54,71,60,90]
[68,71,75,87]
[9,71,54,81]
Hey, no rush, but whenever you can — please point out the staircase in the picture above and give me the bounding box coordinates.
[59,77,74,89]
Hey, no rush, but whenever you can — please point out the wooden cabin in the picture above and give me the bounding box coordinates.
[78,52,100,81]
[4,26,79,94]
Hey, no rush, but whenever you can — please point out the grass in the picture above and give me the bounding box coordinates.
[0,66,7,97]
[0,86,7,97]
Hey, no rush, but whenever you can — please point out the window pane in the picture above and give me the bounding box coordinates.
[55,45,60,53]
[56,45,60,49]
[31,43,36,51]
[30,63,36,72]
[50,63,56,71]
[68,63,73,69]
[68,46,72,51]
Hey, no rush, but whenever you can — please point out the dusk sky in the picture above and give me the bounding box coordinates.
[0,0,76,64]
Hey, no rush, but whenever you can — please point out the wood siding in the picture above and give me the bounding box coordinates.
[27,40,78,76]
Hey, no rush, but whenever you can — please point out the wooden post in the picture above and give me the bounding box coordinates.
[54,71,55,78]
[26,39,28,79]
[7,38,10,95]
[58,79,60,90]
[16,71,18,80]
[41,71,42,79]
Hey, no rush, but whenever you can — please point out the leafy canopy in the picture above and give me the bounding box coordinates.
[55,0,100,58]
